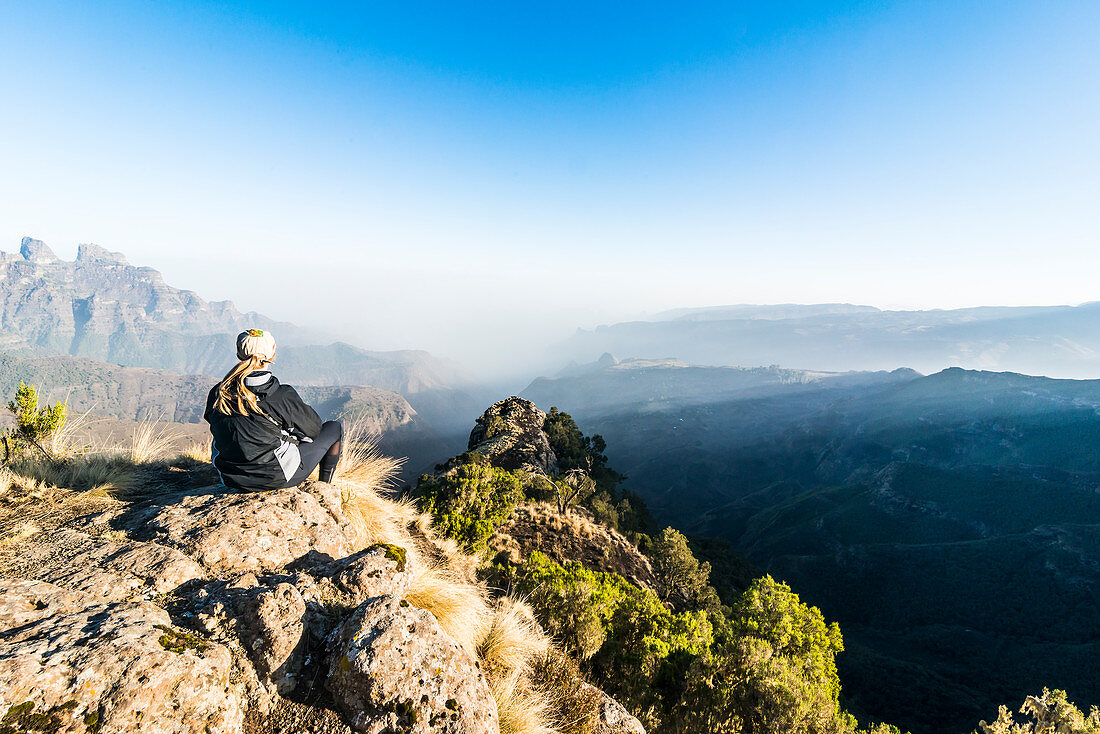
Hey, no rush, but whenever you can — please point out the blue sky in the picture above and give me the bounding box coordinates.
[0,1,1097,371]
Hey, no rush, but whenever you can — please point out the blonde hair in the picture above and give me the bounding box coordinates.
[213,355,269,416]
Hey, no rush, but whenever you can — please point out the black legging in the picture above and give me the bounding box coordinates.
[281,420,342,487]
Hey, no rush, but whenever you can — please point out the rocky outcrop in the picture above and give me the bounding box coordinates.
[119,482,354,575]
[467,397,557,474]
[327,596,499,734]
[0,476,643,734]
[0,578,242,734]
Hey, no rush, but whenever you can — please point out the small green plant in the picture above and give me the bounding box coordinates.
[2,381,67,464]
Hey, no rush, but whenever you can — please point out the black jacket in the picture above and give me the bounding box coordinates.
[204,371,322,491]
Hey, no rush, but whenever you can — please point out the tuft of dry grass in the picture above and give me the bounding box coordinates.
[179,439,212,464]
[482,598,557,734]
[531,650,601,734]
[128,416,182,464]
[48,404,98,455]
[5,451,138,495]
[480,597,550,679]
[4,413,198,502]
[493,671,557,734]
[334,417,405,484]
[0,474,118,560]
[406,566,492,653]
[341,479,419,548]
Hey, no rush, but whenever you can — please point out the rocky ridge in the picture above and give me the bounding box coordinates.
[0,468,643,734]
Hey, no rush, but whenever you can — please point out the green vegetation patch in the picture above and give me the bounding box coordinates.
[498,549,870,734]
[1,699,78,734]
[369,542,408,572]
[415,459,525,552]
[154,624,211,654]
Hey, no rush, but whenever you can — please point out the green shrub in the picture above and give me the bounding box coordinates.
[415,457,525,552]
[2,381,66,463]
[976,688,1100,734]
[504,548,860,734]
[649,526,717,610]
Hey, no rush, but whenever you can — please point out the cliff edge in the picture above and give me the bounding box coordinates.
[0,451,642,734]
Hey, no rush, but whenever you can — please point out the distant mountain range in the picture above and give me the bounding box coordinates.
[522,360,1100,734]
[0,237,485,469]
[0,238,461,393]
[557,302,1100,378]
[525,354,918,414]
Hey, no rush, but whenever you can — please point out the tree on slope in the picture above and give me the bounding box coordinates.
[977,688,1100,734]
[649,526,716,610]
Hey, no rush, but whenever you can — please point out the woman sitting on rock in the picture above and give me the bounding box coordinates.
[205,329,342,491]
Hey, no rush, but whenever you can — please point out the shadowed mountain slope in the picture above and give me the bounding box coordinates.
[522,363,1100,734]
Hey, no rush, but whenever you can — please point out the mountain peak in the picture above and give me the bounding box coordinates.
[19,237,58,264]
[76,242,129,265]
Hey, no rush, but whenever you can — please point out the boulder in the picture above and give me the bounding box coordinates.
[467,397,557,474]
[327,597,498,734]
[0,578,242,734]
[121,482,354,575]
[195,576,308,696]
[334,544,412,604]
[582,683,647,734]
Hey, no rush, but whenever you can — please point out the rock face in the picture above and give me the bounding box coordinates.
[467,397,557,474]
[0,578,242,734]
[327,597,499,734]
[195,576,309,696]
[121,482,354,575]
[4,527,205,603]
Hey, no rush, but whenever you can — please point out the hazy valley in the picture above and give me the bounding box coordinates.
[2,237,1099,733]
